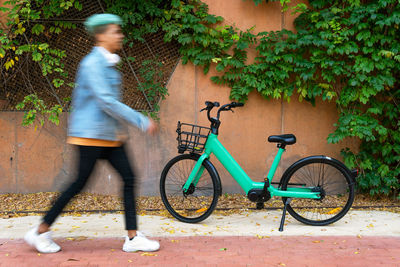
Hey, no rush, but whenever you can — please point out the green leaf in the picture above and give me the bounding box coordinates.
[32,51,42,61]
[236,41,248,50]
[356,30,371,41]
[193,24,206,33]
[31,24,45,35]
[177,34,192,44]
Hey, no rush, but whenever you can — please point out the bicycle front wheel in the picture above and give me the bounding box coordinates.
[280,156,355,226]
[160,153,220,223]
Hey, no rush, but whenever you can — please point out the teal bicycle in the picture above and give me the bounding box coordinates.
[160,101,356,231]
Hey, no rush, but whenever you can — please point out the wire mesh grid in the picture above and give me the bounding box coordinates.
[0,0,181,111]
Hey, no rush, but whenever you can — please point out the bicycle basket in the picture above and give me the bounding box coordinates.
[176,121,211,154]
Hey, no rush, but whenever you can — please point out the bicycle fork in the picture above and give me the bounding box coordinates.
[182,154,209,194]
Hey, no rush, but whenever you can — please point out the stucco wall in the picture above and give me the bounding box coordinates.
[0,0,6,24]
[0,0,357,195]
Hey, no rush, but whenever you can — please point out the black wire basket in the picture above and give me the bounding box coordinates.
[176,121,211,154]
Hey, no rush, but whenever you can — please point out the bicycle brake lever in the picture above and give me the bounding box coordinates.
[200,108,207,112]
[223,106,234,112]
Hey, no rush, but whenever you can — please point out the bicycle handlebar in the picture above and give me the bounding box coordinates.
[218,102,244,112]
[200,101,220,112]
[200,101,244,125]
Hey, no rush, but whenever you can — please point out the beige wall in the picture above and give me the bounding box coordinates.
[0,0,8,27]
[0,0,358,195]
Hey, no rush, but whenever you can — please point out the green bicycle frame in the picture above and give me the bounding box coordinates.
[183,133,321,199]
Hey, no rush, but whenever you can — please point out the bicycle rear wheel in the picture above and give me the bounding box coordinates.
[160,153,220,223]
[280,156,355,226]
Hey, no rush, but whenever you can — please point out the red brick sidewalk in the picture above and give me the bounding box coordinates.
[1,236,399,266]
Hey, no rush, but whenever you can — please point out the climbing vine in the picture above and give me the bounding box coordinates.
[259,0,400,197]
[211,0,399,197]
[0,0,82,125]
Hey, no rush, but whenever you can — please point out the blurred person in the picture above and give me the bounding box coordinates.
[24,14,160,253]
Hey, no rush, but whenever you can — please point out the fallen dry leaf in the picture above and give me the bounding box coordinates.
[196,208,207,213]
[0,192,398,218]
[141,252,157,256]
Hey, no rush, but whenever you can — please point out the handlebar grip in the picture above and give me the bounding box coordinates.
[205,101,220,108]
[231,102,244,107]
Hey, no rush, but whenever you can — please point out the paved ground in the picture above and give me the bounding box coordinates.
[1,210,399,266]
[2,210,400,238]
[1,236,399,266]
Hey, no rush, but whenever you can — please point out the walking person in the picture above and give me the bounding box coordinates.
[24,13,160,253]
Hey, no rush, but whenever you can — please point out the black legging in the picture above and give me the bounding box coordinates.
[43,145,137,230]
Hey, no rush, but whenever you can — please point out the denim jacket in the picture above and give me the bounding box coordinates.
[68,47,150,141]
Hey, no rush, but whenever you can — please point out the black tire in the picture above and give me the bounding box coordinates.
[160,153,220,223]
[280,156,355,226]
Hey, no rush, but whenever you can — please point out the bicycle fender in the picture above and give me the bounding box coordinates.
[190,153,222,196]
[279,155,354,186]
[205,158,222,196]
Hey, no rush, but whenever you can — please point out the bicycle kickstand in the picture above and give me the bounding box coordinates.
[279,198,291,232]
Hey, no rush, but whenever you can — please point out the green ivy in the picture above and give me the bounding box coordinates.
[138,59,168,121]
[15,94,63,126]
[230,0,399,197]
[104,0,169,42]
[0,0,81,125]
[1,0,170,122]
[250,0,293,11]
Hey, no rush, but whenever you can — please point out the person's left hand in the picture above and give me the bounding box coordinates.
[146,118,158,135]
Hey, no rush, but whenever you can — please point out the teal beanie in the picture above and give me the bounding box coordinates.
[84,13,122,34]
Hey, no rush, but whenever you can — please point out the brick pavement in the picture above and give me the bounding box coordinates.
[0,236,399,267]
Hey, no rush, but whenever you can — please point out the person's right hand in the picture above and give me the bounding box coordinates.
[146,118,158,135]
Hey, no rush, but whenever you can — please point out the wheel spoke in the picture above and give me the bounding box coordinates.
[282,159,354,226]
[160,155,218,223]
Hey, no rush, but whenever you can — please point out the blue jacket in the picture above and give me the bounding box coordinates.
[68,47,150,140]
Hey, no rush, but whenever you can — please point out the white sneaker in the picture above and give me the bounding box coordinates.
[122,231,160,252]
[24,227,61,253]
